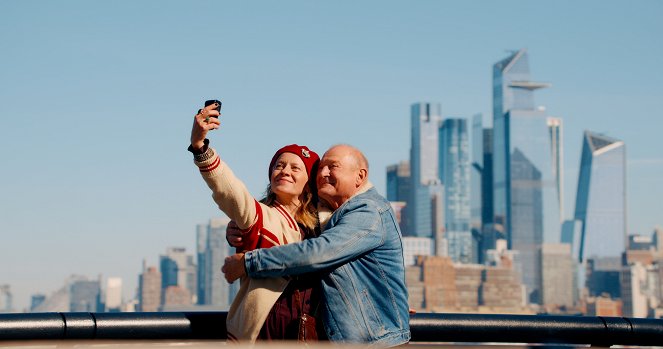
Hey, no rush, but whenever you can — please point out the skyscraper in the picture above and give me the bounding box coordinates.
[493,49,560,303]
[479,127,499,263]
[409,102,442,237]
[540,243,574,308]
[547,117,564,220]
[439,118,472,263]
[574,131,626,262]
[160,247,197,305]
[585,257,622,298]
[70,279,101,312]
[104,277,123,312]
[429,182,446,256]
[204,218,233,309]
[196,224,207,305]
[138,265,161,312]
[493,49,550,120]
[561,219,584,300]
[387,161,411,234]
[470,115,484,236]
[386,160,410,203]
[30,294,46,312]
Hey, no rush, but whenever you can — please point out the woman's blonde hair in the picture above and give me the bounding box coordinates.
[261,182,319,234]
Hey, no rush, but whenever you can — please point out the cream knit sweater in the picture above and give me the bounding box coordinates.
[194,147,304,342]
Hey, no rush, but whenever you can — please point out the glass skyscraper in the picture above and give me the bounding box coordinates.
[205,218,234,309]
[439,118,472,263]
[470,114,483,236]
[574,131,626,262]
[548,117,564,221]
[493,49,560,303]
[409,102,442,237]
[159,247,197,304]
[470,114,498,263]
[196,218,235,309]
[386,160,410,203]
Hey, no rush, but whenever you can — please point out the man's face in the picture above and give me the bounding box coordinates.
[316,146,361,208]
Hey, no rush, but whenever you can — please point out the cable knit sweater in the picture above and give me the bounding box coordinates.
[193,147,305,342]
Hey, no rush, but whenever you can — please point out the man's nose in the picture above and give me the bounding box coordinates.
[319,165,330,176]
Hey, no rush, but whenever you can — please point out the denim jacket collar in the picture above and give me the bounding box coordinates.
[317,181,373,231]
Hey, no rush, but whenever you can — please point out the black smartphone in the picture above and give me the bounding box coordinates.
[205,99,222,118]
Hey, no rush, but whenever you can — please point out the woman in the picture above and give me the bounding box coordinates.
[188,102,321,342]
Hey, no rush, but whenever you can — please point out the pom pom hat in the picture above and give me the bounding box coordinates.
[268,144,320,180]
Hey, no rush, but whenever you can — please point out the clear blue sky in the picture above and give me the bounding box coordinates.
[1,0,661,311]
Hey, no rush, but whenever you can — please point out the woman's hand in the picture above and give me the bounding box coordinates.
[190,102,221,149]
[226,220,244,247]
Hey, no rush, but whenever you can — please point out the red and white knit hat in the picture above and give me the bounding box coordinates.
[268,144,320,179]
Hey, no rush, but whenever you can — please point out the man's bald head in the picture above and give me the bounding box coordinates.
[327,144,369,172]
[317,144,369,209]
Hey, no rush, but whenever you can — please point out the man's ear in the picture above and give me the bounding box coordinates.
[356,168,368,187]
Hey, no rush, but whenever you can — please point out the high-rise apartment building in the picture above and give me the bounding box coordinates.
[492,49,560,304]
[540,243,574,308]
[439,118,472,263]
[104,277,123,312]
[405,254,526,313]
[574,131,626,263]
[586,296,623,316]
[160,247,197,304]
[409,102,442,237]
[138,265,161,312]
[621,239,661,318]
[162,285,192,309]
[429,182,446,256]
[402,236,434,266]
[621,262,651,318]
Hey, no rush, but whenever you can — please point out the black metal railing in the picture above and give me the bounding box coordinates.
[1,312,662,346]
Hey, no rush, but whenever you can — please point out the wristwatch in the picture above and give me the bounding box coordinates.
[187,138,209,155]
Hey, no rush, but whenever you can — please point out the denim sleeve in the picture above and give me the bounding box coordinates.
[245,199,384,278]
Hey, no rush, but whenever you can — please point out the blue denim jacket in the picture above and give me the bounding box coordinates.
[244,187,410,347]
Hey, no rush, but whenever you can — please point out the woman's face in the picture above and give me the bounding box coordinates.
[270,152,309,202]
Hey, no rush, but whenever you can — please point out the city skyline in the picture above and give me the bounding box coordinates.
[1,1,662,311]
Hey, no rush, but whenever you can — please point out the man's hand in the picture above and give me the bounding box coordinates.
[226,220,244,247]
[222,253,246,283]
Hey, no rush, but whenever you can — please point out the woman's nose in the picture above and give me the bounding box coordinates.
[280,165,292,175]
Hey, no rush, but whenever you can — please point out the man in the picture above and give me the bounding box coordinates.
[222,144,410,347]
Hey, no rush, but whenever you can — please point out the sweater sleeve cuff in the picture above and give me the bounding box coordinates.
[187,139,211,159]
[194,146,214,163]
